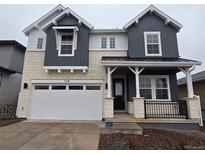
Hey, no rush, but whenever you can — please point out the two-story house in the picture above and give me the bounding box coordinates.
[16,5,202,128]
[0,40,25,118]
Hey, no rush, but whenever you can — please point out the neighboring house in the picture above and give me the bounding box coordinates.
[178,71,205,121]
[0,40,26,118]
[16,4,202,128]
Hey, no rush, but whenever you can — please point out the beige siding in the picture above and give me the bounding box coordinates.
[178,80,205,110]
[17,51,127,118]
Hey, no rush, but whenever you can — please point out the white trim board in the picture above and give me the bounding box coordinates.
[101,61,201,67]
[123,5,182,30]
[31,80,103,84]
[43,66,88,70]
[23,5,65,36]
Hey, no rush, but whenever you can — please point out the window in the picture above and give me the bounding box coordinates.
[144,32,162,56]
[52,85,66,90]
[37,38,43,49]
[139,78,152,99]
[69,86,83,90]
[155,78,168,99]
[110,37,115,48]
[86,86,101,90]
[34,85,49,90]
[59,33,74,56]
[139,76,170,100]
[101,37,107,48]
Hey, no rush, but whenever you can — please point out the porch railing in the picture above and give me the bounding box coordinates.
[144,100,188,119]
[0,104,17,119]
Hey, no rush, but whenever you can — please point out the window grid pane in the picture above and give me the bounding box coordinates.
[146,33,160,55]
[110,37,115,48]
[37,38,43,49]
[101,37,107,48]
[147,44,159,54]
[60,34,73,55]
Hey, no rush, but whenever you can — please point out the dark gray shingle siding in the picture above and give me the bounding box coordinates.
[127,13,179,58]
[44,14,89,67]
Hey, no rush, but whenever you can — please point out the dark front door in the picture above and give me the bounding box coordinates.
[113,79,125,111]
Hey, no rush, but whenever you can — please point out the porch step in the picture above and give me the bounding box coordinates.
[101,122,143,135]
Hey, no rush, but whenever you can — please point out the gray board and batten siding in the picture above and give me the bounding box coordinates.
[127,12,179,58]
[44,14,90,67]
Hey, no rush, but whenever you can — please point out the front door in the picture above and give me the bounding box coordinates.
[113,79,125,111]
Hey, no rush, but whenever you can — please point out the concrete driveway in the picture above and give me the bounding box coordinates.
[0,121,100,150]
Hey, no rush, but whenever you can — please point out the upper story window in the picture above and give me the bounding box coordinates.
[59,33,74,56]
[110,37,115,48]
[37,38,43,49]
[101,37,107,48]
[144,32,162,56]
[53,26,78,57]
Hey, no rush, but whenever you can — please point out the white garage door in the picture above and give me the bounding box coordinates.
[28,82,102,120]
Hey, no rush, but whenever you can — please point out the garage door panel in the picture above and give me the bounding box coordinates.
[28,84,102,120]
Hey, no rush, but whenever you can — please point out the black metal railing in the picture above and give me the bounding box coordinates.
[144,100,188,119]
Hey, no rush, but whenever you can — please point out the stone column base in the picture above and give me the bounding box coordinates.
[184,96,201,119]
[132,97,145,119]
[103,97,114,118]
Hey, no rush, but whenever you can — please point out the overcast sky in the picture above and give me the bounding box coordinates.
[0,4,204,78]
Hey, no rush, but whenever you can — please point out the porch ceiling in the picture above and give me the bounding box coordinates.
[101,57,201,68]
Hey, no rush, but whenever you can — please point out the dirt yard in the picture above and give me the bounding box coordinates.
[99,128,205,150]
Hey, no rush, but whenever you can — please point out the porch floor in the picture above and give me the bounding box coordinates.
[112,113,199,124]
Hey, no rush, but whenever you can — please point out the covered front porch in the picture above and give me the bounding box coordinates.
[101,57,202,124]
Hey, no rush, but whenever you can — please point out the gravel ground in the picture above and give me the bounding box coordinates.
[98,128,205,150]
[0,118,24,127]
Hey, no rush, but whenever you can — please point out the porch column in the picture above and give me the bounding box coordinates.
[135,67,140,98]
[128,67,144,98]
[107,67,112,98]
[179,67,194,98]
[185,68,194,98]
[128,67,145,119]
[104,66,117,119]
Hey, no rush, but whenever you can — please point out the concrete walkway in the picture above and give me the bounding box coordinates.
[0,121,100,150]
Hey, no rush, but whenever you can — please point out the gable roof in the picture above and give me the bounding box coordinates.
[23,4,93,36]
[178,70,205,85]
[41,7,93,30]
[123,5,183,31]
[0,40,26,52]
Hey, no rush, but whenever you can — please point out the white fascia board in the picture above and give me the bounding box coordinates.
[42,7,93,30]
[23,4,65,36]
[31,79,103,84]
[53,26,78,30]
[43,66,88,70]
[101,61,201,67]
[90,29,126,33]
[123,5,183,30]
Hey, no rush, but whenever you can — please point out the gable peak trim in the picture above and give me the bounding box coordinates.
[123,5,183,31]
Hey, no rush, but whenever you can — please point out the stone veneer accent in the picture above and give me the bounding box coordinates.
[133,97,145,119]
[16,51,127,118]
[184,96,201,120]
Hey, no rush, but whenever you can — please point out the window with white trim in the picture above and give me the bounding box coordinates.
[139,78,152,99]
[59,33,74,56]
[144,32,162,56]
[110,37,115,48]
[101,37,107,48]
[139,76,170,100]
[37,38,43,49]
[155,78,169,99]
